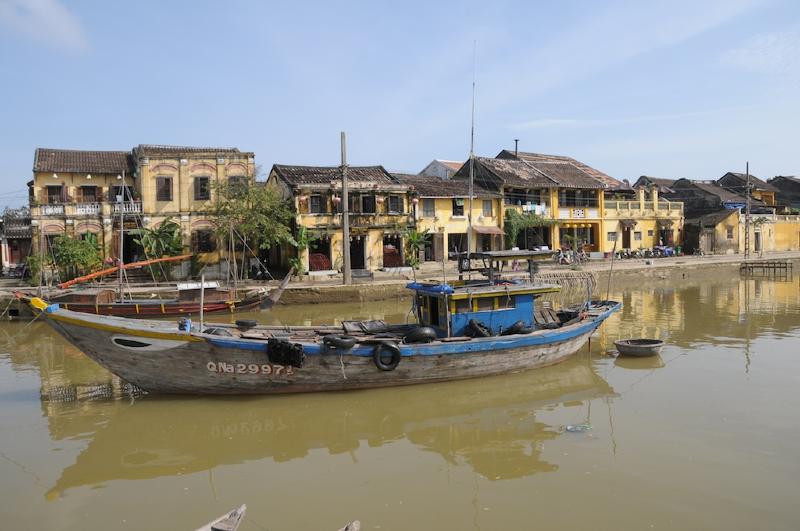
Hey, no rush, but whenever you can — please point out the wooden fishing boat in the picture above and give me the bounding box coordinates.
[42,269,292,317]
[24,252,621,395]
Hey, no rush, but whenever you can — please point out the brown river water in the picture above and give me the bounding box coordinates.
[0,272,799,530]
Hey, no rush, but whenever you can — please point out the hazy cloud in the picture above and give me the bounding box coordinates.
[722,30,800,75]
[0,0,88,52]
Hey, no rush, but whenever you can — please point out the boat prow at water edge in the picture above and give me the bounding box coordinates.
[23,252,621,395]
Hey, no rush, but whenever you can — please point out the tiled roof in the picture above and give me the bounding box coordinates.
[675,179,763,205]
[133,145,252,157]
[393,173,499,198]
[769,175,800,186]
[527,161,607,189]
[634,176,676,193]
[497,149,623,189]
[272,164,397,186]
[719,172,778,192]
[466,157,560,188]
[685,209,738,226]
[33,148,133,174]
[438,160,464,171]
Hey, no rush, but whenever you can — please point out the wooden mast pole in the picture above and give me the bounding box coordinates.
[341,132,352,285]
[117,171,126,302]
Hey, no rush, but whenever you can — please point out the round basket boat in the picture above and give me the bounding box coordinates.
[614,338,664,357]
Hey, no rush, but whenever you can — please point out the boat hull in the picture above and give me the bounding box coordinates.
[55,295,267,317]
[37,302,620,395]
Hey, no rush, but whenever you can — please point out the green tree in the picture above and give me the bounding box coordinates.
[213,177,295,256]
[403,228,430,269]
[51,235,102,281]
[133,217,183,258]
[289,226,318,275]
[504,209,554,249]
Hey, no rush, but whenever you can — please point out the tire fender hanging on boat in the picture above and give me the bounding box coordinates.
[373,342,401,371]
[322,335,358,350]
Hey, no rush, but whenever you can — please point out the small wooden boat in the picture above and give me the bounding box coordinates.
[43,270,292,318]
[196,504,245,531]
[24,251,621,395]
[614,338,664,357]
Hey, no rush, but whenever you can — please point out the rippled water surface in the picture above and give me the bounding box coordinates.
[1,274,798,530]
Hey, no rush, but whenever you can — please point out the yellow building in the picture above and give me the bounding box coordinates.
[604,186,684,251]
[267,164,414,273]
[131,144,255,267]
[684,209,800,255]
[30,148,134,261]
[394,173,504,261]
[29,145,254,274]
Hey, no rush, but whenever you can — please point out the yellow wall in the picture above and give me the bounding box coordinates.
[416,196,504,255]
[773,218,800,250]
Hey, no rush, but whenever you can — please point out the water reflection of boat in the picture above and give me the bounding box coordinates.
[45,357,615,498]
[614,354,665,370]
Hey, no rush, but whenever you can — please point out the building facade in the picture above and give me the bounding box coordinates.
[28,145,254,273]
[394,173,504,261]
[267,165,414,273]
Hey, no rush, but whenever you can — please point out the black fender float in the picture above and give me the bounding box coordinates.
[403,326,438,344]
[373,342,401,371]
[322,335,358,350]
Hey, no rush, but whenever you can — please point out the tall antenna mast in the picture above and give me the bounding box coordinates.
[117,170,126,302]
[466,41,477,267]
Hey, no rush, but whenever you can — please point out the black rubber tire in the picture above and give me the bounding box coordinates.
[373,342,401,371]
[403,326,438,344]
[235,319,258,330]
[468,319,492,337]
[322,335,357,350]
[501,320,533,335]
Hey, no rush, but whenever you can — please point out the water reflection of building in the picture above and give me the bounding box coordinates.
[44,357,614,498]
[597,272,799,351]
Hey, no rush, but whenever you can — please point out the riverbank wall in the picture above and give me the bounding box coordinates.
[3,252,798,318]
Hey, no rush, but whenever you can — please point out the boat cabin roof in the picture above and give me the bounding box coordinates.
[406,280,560,299]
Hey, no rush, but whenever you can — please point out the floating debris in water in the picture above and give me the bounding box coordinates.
[41,380,146,403]
[565,424,592,433]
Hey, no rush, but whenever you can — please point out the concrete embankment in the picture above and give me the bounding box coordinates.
[3,251,798,317]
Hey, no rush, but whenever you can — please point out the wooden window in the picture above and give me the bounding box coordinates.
[111,185,133,202]
[482,199,493,217]
[607,232,617,241]
[361,194,376,214]
[156,176,173,201]
[46,185,63,204]
[647,229,654,237]
[452,198,465,216]
[634,231,642,241]
[80,186,98,202]
[309,194,327,214]
[192,229,216,253]
[422,198,435,217]
[726,227,734,239]
[387,195,402,213]
[194,176,210,200]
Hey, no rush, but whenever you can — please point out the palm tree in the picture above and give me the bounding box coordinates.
[133,217,183,258]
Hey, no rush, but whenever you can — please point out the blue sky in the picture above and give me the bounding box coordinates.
[1,0,798,207]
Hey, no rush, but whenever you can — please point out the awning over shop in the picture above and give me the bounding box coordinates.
[656,219,674,228]
[619,219,637,228]
[473,225,504,235]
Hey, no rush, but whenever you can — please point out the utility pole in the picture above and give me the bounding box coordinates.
[117,170,126,302]
[341,132,352,285]
[466,41,477,270]
[744,162,751,260]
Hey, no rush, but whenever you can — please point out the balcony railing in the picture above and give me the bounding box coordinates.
[113,201,142,214]
[74,202,101,215]
[40,204,65,216]
[605,201,684,213]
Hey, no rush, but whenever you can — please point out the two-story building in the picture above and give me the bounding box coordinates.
[29,148,135,261]
[131,144,255,268]
[29,145,254,272]
[717,172,778,207]
[267,164,414,273]
[393,173,504,262]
